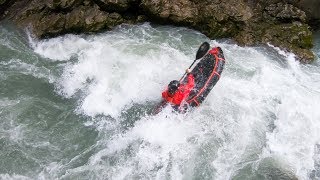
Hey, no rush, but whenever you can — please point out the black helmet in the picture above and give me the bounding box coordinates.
[168,80,180,95]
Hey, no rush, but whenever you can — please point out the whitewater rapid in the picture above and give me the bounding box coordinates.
[1,22,320,179]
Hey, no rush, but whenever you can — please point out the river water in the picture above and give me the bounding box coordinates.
[0,22,320,180]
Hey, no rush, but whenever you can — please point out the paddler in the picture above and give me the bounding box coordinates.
[161,69,195,107]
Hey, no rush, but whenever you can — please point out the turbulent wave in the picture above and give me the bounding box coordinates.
[1,22,320,180]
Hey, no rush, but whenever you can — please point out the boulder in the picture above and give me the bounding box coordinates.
[64,5,123,33]
[194,0,253,38]
[0,0,7,5]
[264,2,306,23]
[0,0,317,62]
[45,0,83,10]
[94,0,134,12]
[140,0,198,25]
[262,23,314,62]
[292,0,320,29]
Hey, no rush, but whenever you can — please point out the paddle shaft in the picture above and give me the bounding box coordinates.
[179,60,197,81]
[179,42,210,82]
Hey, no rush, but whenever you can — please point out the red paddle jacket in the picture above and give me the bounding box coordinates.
[162,74,195,106]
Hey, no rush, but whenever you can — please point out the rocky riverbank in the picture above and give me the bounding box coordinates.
[1,0,319,63]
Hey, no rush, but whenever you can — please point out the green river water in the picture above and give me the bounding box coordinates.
[0,22,320,180]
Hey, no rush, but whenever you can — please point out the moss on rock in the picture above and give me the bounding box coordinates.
[262,23,314,62]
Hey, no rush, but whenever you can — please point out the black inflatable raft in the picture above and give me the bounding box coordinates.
[152,45,225,114]
[184,46,225,107]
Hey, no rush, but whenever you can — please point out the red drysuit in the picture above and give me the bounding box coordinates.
[162,73,195,105]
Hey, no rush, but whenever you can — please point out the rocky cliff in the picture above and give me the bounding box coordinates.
[1,0,319,63]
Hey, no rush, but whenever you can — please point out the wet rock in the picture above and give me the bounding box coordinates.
[262,23,314,63]
[293,0,320,20]
[0,0,317,62]
[0,0,7,5]
[6,0,125,38]
[64,5,123,33]
[292,0,320,29]
[34,13,66,37]
[195,0,253,38]
[233,1,314,62]
[45,0,83,10]
[264,2,306,23]
[140,0,198,25]
[94,0,134,12]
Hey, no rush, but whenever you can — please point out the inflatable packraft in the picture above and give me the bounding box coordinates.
[153,45,225,114]
[184,46,225,107]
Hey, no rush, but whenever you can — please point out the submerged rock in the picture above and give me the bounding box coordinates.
[0,0,317,62]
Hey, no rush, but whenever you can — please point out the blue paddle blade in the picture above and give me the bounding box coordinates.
[196,42,210,60]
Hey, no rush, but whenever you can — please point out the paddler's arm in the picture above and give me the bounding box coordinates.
[162,89,168,99]
[186,68,191,74]
[185,69,195,90]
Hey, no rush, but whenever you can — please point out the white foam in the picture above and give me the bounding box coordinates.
[33,26,193,117]
[0,174,32,180]
[30,34,91,61]
[31,24,320,179]
[0,59,56,83]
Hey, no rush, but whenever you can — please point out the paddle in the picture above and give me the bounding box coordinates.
[179,42,210,81]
